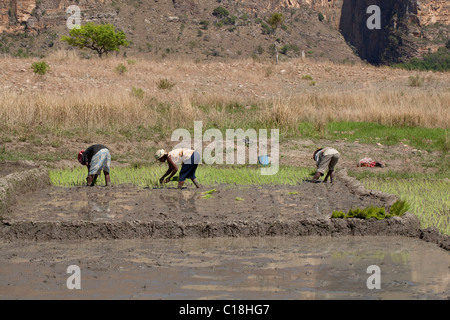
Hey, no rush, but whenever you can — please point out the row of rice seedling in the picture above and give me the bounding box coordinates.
[49,165,314,188]
[360,178,450,235]
[331,200,409,220]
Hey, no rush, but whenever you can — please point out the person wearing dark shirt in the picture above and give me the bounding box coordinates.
[78,144,111,186]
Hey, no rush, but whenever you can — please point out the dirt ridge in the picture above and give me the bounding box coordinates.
[0,163,448,251]
[0,212,422,240]
[336,169,398,210]
[0,161,51,216]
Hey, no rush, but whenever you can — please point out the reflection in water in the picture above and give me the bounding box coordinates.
[84,192,115,220]
[0,236,448,299]
[157,191,200,216]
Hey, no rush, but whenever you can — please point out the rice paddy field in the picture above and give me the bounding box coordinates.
[48,165,450,236]
[360,177,450,235]
[49,165,314,188]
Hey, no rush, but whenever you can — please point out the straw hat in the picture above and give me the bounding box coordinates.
[155,149,166,160]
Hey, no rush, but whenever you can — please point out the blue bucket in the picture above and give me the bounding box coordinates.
[258,155,270,166]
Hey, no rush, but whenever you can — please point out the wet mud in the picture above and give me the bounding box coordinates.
[1,181,421,241]
[0,236,448,300]
[0,161,50,215]
[0,163,449,300]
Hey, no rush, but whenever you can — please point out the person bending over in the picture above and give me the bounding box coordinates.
[312,147,340,183]
[78,144,111,187]
[155,148,201,189]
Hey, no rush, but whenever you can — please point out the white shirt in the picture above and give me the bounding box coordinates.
[168,148,194,165]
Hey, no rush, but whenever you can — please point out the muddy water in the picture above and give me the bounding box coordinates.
[0,236,448,300]
[8,183,388,223]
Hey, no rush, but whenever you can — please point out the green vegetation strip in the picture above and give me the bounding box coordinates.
[309,122,448,153]
[49,165,313,188]
[331,200,409,220]
[350,173,450,236]
[391,45,450,72]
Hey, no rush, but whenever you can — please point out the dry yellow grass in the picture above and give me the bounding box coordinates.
[0,53,449,133]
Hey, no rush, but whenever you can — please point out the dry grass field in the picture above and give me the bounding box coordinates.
[0,52,448,174]
[0,51,449,132]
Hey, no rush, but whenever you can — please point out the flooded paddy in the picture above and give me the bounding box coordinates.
[0,236,448,300]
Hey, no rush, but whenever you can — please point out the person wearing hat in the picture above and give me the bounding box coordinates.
[155,148,201,189]
[311,147,340,183]
[78,144,111,186]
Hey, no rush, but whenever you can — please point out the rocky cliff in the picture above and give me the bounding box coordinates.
[0,0,448,63]
[337,0,449,63]
[0,0,112,33]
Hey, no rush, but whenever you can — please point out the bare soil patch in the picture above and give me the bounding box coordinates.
[0,161,36,178]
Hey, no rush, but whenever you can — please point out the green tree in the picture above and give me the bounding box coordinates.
[267,12,284,31]
[61,23,129,58]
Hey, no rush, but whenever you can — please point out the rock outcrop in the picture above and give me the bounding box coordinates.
[0,0,448,63]
[0,0,112,33]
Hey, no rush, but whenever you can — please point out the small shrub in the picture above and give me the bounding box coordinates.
[223,15,237,26]
[318,12,325,22]
[256,45,264,55]
[157,78,175,90]
[408,75,423,87]
[199,20,209,30]
[115,63,127,75]
[212,7,229,19]
[261,23,273,35]
[31,61,50,75]
[131,87,144,99]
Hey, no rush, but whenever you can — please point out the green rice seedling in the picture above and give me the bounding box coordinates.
[331,211,345,219]
[359,178,449,235]
[288,192,299,195]
[202,189,217,195]
[235,197,244,201]
[389,199,410,217]
[202,194,214,199]
[332,206,383,219]
[49,166,313,187]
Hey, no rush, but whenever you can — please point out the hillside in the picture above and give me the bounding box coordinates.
[0,0,448,64]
